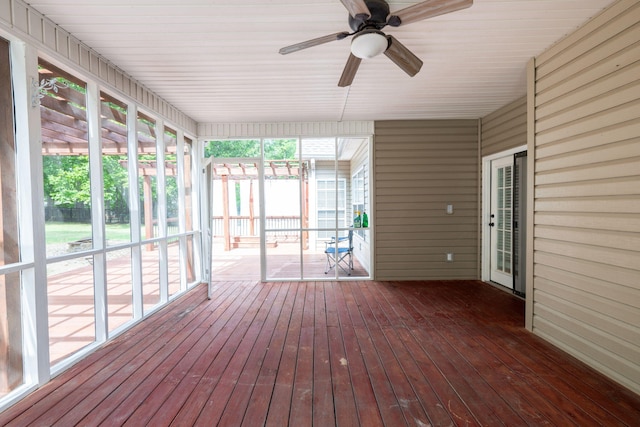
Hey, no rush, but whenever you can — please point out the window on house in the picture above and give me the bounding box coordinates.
[316,179,346,239]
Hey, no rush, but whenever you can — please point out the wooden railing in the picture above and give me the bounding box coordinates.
[211,216,300,238]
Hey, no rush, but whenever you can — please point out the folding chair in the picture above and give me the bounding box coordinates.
[324,230,354,275]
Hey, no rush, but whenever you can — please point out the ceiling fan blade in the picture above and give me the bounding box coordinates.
[338,53,362,87]
[384,35,423,77]
[339,0,371,19]
[389,0,472,27]
[279,32,349,55]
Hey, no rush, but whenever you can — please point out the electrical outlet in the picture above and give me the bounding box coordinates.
[446,253,454,262]
[446,204,454,214]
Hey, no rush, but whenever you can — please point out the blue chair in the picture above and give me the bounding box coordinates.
[324,230,354,275]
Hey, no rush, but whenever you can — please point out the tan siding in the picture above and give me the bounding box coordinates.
[481,96,527,157]
[533,0,640,394]
[374,120,478,280]
[479,97,528,283]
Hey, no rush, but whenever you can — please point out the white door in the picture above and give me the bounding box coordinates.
[490,155,514,288]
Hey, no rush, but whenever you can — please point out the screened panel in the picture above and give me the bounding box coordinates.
[39,59,92,257]
[106,248,133,335]
[100,91,131,246]
[184,138,194,233]
[137,112,158,241]
[47,260,95,366]
[164,126,178,237]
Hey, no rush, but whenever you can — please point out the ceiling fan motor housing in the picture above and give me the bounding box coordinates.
[348,0,391,31]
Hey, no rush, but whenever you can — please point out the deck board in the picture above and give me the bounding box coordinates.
[2,280,640,427]
[5,286,208,426]
[357,281,455,426]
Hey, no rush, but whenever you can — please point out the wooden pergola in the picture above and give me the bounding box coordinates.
[37,59,187,243]
[212,160,309,251]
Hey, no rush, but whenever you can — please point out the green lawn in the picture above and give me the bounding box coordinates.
[45,222,132,244]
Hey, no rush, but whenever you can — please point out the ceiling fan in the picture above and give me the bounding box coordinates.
[279,0,473,87]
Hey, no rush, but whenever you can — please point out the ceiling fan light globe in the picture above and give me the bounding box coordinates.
[350,31,388,59]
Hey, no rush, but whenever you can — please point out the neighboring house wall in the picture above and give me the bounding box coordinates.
[314,159,351,226]
[532,0,640,394]
[374,120,479,280]
[350,141,371,273]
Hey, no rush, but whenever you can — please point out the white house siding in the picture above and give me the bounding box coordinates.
[374,120,479,280]
[314,159,352,222]
[350,140,371,273]
[532,0,640,394]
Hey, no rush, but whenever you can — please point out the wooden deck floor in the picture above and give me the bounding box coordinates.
[2,280,639,426]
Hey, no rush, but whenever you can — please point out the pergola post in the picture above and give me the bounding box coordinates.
[249,179,255,236]
[222,175,230,251]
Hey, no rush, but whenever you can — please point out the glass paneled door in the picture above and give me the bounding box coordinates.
[490,155,514,288]
[263,138,302,279]
[210,157,262,281]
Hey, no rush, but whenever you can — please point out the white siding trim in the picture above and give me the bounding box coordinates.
[197,121,374,139]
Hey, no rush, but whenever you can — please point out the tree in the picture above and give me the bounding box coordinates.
[43,155,91,208]
[204,140,260,158]
[43,154,131,215]
[264,139,297,160]
[102,155,130,215]
[204,139,298,160]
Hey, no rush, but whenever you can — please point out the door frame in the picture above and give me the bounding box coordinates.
[481,145,527,285]
[206,157,264,282]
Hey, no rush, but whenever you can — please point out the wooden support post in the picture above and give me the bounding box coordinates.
[222,175,230,251]
[249,179,255,236]
[0,38,23,394]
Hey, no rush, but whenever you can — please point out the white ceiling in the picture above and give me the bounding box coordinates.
[25,0,615,124]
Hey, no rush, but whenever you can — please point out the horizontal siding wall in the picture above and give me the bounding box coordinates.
[0,0,196,134]
[481,96,527,157]
[533,0,640,394]
[479,96,528,278]
[374,120,479,280]
[197,121,374,139]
